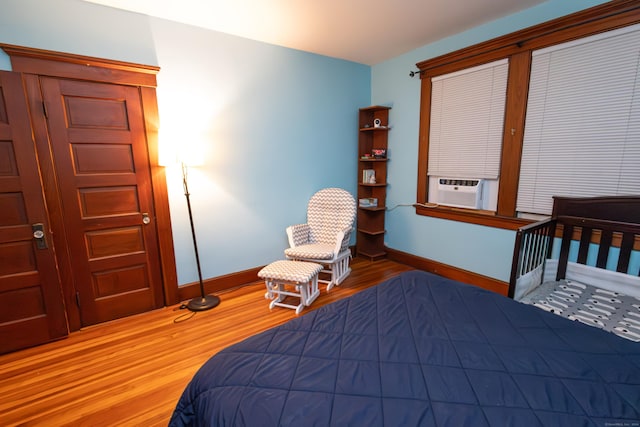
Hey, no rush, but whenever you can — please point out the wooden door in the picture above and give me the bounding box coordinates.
[39,77,164,326]
[0,71,68,353]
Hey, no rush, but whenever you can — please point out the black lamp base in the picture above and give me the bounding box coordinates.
[186,294,220,312]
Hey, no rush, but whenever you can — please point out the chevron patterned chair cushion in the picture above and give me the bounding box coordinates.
[258,260,323,283]
[284,243,335,260]
[291,187,356,245]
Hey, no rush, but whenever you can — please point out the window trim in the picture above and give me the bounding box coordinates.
[415,0,640,229]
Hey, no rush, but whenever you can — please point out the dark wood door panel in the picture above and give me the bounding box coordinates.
[72,142,135,174]
[40,77,163,326]
[89,252,149,272]
[79,186,140,217]
[92,263,151,297]
[0,317,54,354]
[0,240,37,277]
[0,191,28,226]
[0,71,67,354]
[0,140,19,176]
[85,227,146,259]
[64,96,130,130]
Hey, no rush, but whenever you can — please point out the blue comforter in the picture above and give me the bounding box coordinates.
[170,271,640,426]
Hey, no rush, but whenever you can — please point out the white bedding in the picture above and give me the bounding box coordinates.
[520,278,640,341]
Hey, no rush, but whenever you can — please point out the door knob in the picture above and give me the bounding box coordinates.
[32,223,48,249]
[142,213,151,225]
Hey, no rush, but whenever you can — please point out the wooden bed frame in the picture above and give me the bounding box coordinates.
[508,195,640,299]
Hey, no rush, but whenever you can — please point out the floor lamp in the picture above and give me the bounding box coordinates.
[181,161,220,311]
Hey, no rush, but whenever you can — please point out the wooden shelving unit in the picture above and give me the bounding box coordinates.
[356,105,390,260]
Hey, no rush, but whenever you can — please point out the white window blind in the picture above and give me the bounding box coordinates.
[428,59,508,179]
[517,24,640,215]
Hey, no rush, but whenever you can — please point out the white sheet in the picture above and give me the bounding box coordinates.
[520,278,640,341]
[543,260,640,299]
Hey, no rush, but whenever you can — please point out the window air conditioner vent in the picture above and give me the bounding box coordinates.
[437,178,483,209]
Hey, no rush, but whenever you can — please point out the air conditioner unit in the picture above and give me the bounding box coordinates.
[437,178,483,209]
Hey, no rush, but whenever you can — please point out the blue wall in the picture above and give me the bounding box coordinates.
[149,20,369,283]
[0,0,370,285]
[0,0,612,286]
[372,0,609,282]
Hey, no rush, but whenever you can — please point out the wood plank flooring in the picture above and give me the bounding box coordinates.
[0,258,413,426]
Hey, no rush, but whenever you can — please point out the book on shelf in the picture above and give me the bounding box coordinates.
[362,169,376,184]
[359,198,378,207]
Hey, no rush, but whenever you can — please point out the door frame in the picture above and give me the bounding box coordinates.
[0,44,179,331]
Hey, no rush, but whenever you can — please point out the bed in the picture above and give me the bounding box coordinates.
[170,270,640,426]
[510,196,640,341]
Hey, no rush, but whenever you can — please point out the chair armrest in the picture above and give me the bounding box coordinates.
[286,224,310,247]
[333,226,353,254]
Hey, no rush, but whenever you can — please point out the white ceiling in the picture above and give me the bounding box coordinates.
[82,0,545,65]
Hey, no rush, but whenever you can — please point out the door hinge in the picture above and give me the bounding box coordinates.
[42,101,48,119]
[75,291,81,308]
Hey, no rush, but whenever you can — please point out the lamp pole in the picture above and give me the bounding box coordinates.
[182,162,220,311]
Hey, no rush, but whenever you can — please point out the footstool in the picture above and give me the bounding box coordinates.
[258,260,323,314]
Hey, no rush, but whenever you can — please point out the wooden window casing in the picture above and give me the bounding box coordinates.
[415,0,640,230]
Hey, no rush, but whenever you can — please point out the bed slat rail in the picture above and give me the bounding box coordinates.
[557,221,573,280]
[555,215,640,280]
[619,232,635,274]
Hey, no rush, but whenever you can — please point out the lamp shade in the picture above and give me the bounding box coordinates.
[158,133,205,167]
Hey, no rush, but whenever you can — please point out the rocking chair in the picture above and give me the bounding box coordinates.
[284,188,356,291]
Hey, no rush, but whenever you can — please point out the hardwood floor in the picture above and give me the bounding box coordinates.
[0,258,413,426]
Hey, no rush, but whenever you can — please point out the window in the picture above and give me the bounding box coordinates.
[415,1,640,229]
[517,24,640,215]
[428,59,508,210]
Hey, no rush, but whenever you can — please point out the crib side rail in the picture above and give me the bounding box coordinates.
[508,218,556,299]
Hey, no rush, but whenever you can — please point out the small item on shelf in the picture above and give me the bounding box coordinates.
[359,198,378,207]
[361,153,374,159]
[372,148,387,159]
[362,169,376,184]
[373,118,382,128]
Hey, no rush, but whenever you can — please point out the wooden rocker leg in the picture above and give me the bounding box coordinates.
[305,275,320,306]
[258,260,322,314]
[264,280,285,302]
[326,253,352,291]
[265,280,306,314]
